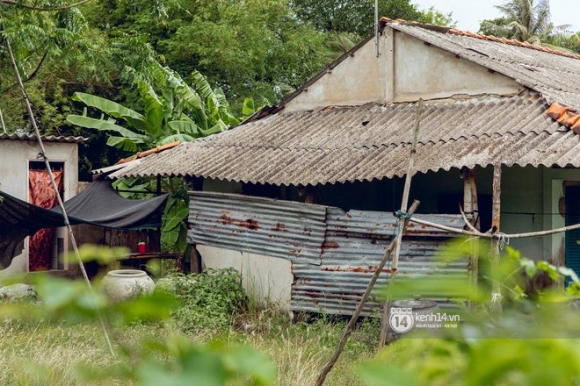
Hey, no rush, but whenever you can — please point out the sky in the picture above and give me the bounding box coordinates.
[412,0,580,33]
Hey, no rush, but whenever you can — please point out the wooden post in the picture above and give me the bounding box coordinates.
[470,172,481,231]
[378,99,422,348]
[462,168,480,308]
[185,176,204,273]
[189,245,202,274]
[490,164,503,313]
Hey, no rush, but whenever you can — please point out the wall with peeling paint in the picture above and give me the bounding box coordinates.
[393,32,521,102]
[284,26,521,113]
[285,36,388,112]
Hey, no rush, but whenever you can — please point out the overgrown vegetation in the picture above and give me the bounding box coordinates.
[0,258,376,385]
[3,240,580,384]
[158,268,247,332]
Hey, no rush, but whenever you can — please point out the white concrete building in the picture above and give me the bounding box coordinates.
[0,133,81,279]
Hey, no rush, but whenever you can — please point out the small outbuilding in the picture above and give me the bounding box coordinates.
[0,132,82,279]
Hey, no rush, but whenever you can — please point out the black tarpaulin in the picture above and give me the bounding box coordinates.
[0,180,168,268]
[52,180,168,229]
[0,191,68,268]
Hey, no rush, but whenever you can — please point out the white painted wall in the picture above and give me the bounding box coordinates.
[197,245,293,310]
[393,33,522,102]
[285,37,388,112]
[284,27,521,113]
[0,139,79,280]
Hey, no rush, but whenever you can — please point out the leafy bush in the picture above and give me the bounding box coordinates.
[157,268,246,332]
[359,238,580,386]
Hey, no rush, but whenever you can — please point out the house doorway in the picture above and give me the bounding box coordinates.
[28,161,64,271]
[565,185,580,279]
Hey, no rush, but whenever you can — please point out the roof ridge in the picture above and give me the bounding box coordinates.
[380,17,580,61]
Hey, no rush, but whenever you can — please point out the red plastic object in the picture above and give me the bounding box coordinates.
[138,242,147,254]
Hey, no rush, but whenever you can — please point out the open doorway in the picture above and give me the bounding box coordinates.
[565,185,580,280]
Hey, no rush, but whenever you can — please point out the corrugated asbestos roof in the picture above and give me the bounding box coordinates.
[111,92,579,185]
[0,132,85,143]
[110,20,580,185]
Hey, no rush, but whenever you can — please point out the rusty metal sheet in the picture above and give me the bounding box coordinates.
[188,191,327,265]
[187,192,470,315]
[291,208,469,316]
[291,265,467,316]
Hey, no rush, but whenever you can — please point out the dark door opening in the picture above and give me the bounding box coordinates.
[565,185,580,280]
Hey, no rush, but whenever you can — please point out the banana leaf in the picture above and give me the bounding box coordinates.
[66,115,148,140]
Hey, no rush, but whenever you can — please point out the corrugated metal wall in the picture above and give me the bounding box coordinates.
[189,192,469,316]
[188,192,326,265]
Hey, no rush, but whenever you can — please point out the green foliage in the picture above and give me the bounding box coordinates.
[292,0,454,37]
[365,237,580,386]
[157,268,247,332]
[159,178,190,252]
[158,0,330,104]
[419,6,455,28]
[1,246,276,386]
[67,63,242,252]
[292,0,420,37]
[66,61,235,151]
[361,332,580,386]
[478,0,577,48]
[74,335,276,386]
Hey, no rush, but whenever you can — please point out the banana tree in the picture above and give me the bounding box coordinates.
[66,63,242,252]
[66,62,239,152]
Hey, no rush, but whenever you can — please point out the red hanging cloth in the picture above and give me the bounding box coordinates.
[28,170,63,271]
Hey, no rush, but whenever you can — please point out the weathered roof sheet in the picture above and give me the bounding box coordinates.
[112,92,579,185]
[111,21,580,185]
[0,132,85,143]
[387,20,580,111]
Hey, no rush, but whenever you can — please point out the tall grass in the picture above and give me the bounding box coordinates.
[0,310,378,385]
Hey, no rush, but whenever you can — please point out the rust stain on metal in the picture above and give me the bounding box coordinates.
[271,222,287,232]
[321,266,392,273]
[322,241,340,249]
[220,214,261,231]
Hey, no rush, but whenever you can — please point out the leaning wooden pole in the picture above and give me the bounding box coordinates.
[314,200,421,386]
[378,99,423,348]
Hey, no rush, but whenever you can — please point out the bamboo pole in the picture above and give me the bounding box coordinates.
[4,37,116,357]
[0,109,6,134]
[378,99,423,348]
[314,200,421,386]
[408,216,580,240]
[470,171,481,230]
